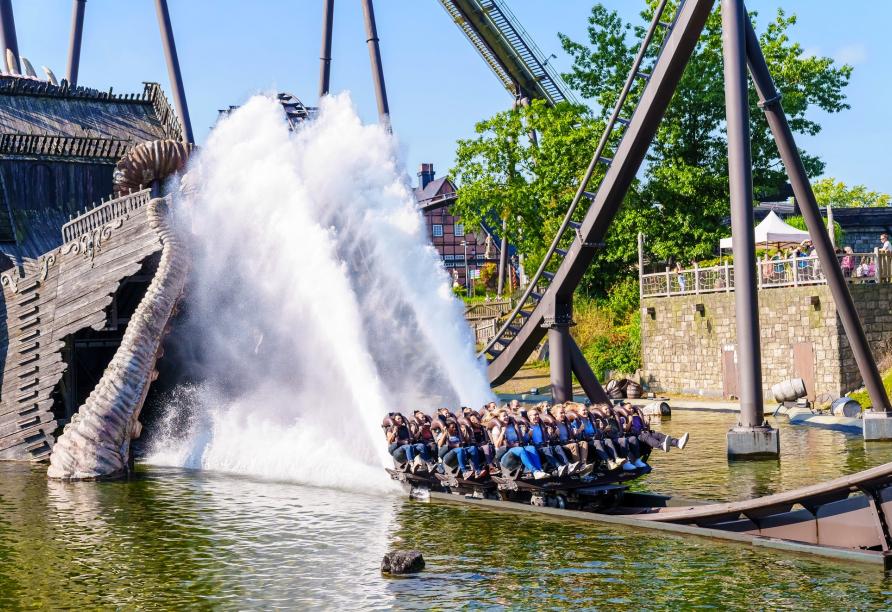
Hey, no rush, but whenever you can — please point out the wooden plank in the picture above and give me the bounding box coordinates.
[54,245,158,304]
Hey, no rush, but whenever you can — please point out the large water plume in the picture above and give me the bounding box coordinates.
[146,94,492,493]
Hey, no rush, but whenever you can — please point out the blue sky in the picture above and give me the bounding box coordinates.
[10,1,891,193]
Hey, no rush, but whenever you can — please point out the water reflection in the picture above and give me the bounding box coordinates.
[385,498,892,609]
[0,412,891,608]
[636,411,892,501]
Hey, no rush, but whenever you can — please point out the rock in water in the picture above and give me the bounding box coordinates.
[381,550,425,575]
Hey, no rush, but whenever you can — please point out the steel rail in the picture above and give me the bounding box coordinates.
[635,459,892,523]
[478,0,674,360]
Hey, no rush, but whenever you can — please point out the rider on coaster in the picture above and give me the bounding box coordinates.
[466,412,494,473]
[436,407,456,426]
[527,408,573,476]
[572,404,623,470]
[619,402,689,453]
[571,404,620,470]
[603,403,650,470]
[550,404,589,468]
[590,403,640,471]
[384,413,420,468]
[409,410,438,470]
[492,409,548,480]
[436,418,483,480]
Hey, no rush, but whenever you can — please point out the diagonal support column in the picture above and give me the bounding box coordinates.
[154,0,194,144]
[318,0,334,99]
[569,338,610,405]
[360,0,390,128]
[66,0,86,87]
[722,0,777,459]
[0,0,17,61]
[743,11,892,420]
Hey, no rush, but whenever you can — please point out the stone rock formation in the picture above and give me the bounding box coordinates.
[381,550,425,575]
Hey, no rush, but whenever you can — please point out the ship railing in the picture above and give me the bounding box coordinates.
[61,188,152,243]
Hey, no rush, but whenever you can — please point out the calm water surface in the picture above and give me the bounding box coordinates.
[2,411,892,609]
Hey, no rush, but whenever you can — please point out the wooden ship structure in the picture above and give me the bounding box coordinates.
[0,75,183,462]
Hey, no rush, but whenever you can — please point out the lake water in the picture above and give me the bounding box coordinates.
[2,411,892,609]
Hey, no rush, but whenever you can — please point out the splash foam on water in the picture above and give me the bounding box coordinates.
[146,94,492,494]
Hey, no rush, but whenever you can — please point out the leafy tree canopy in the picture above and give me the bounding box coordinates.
[811,177,890,208]
[451,1,853,297]
[450,100,603,272]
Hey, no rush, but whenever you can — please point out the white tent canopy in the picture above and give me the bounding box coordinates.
[719,210,810,249]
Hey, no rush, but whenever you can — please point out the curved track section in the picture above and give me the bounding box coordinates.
[482,0,716,386]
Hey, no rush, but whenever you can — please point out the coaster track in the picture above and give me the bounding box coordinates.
[436,0,576,105]
[470,0,718,387]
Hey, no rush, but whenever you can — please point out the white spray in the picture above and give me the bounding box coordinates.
[146,94,493,494]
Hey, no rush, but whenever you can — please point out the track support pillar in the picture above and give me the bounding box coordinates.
[569,338,610,405]
[743,6,892,420]
[721,0,778,459]
[543,299,573,403]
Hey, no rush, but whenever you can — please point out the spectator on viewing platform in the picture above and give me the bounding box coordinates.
[881,233,891,253]
[771,250,785,282]
[857,256,876,280]
[675,261,686,292]
[841,246,855,278]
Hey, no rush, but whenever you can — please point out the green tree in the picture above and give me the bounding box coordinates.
[451,2,852,297]
[450,100,604,272]
[811,177,891,208]
[562,2,851,292]
[785,214,843,246]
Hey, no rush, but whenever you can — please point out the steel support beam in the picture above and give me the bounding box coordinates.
[721,0,763,429]
[318,0,334,99]
[154,0,194,144]
[569,338,610,405]
[66,0,86,87]
[486,0,716,387]
[545,299,573,403]
[743,13,892,414]
[360,0,390,127]
[548,327,572,403]
[0,0,18,61]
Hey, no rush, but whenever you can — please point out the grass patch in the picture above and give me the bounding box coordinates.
[848,367,892,409]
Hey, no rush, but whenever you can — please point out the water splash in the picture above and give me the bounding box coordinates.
[146,94,492,494]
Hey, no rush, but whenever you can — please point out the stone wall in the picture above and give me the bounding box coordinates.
[843,284,892,391]
[842,226,888,254]
[639,284,892,400]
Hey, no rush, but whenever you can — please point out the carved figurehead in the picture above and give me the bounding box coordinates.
[47,140,191,480]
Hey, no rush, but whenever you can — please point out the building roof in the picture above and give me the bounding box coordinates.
[414,176,452,203]
[0,77,183,262]
[0,77,177,142]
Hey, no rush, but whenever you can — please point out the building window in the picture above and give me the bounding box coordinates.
[432,224,443,237]
[454,224,465,237]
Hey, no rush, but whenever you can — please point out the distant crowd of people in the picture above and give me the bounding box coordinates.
[382,399,690,482]
[673,232,892,291]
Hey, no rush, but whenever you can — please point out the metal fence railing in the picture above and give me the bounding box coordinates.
[641,251,892,298]
[472,318,498,344]
[465,299,513,320]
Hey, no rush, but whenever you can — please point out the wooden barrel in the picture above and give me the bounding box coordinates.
[831,397,861,418]
[606,379,624,399]
[643,401,671,417]
[626,381,642,399]
[771,378,807,403]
